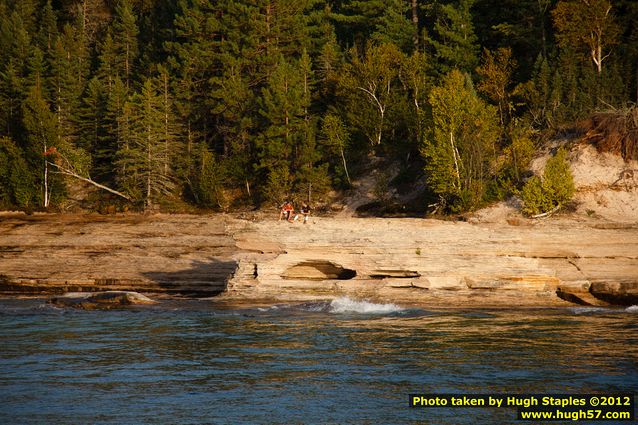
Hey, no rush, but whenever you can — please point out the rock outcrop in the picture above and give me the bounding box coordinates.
[0,213,237,296]
[224,216,638,307]
[1,212,637,307]
[49,291,156,309]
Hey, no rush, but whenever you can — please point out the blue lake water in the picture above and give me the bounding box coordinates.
[0,297,636,424]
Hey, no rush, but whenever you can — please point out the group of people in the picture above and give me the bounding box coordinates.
[279,201,311,224]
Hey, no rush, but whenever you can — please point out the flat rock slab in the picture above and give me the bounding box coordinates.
[0,213,237,296]
[49,291,156,310]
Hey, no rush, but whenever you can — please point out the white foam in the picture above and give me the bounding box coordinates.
[626,305,638,313]
[328,297,403,314]
[569,307,609,314]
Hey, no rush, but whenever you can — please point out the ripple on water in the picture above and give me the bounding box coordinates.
[0,298,637,424]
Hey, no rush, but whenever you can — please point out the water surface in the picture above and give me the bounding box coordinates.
[0,297,636,424]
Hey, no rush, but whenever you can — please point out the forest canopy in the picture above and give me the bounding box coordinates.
[0,0,636,213]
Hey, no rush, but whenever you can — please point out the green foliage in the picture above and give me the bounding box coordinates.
[521,148,575,215]
[340,42,404,149]
[112,0,139,88]
[0,137,37,208]
[543,147,575,207]
[264,165,293,206]
[192,147,226,209]
[421,69,500,212]
[488,120,536,200]
[330,0,414,53]
[521,175,551,215]
[116,78,175,208]
[0,0,637,213]
[429,0,480,74]
[321,113,351,186]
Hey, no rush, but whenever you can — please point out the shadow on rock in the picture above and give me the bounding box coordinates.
[142,258,238,297]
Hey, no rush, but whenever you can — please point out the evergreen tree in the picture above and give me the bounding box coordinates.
[97,30,118,94]
[256,57,308,203]
[0,60,25,138]
[116,78,174,208]
[49,24,90,151]
[36,0,58,53]
[0,136,37,208]
[22,49,57,208]
[112,0,139,89]
[192,145,226,209]
[330,0,414,53]
[429,0,479,74]
[77,77,107,178]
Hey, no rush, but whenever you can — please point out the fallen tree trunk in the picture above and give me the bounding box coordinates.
[47,161,132,201]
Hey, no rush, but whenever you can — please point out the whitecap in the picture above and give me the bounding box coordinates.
[625,305,638,313]
[569,306,610,315]
[328,297,403,314]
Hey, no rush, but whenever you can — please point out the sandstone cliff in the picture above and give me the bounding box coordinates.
[0,214,236,296]
[225,216,638,307]
[0,212,636,307]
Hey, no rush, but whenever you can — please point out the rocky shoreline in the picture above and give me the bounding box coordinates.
[0,212,637,307]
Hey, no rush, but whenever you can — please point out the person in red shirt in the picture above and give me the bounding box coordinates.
[279,201,294,222]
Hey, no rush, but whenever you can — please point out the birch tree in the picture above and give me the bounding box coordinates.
[552,0,620,74]
[341,43,403,148]
[421,70,499,212]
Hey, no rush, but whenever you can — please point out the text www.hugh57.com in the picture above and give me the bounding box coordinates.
[518,409,632,421]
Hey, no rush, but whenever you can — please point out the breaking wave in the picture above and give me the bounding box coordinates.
[569,307,611,315]
[569,305,638,314]
[328,297,404,314]
[254,297,406,315]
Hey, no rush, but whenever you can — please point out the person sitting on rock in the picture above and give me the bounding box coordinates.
[279,201,294,222]
[296,203,311,224]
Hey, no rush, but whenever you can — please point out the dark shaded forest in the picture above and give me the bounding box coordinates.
[0,0,636,213]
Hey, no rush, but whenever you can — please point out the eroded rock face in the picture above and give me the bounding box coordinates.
[282,261,356,280]
[0,214,236,296]
[589,281,638,306]
[226,217,638,307]
[2,213,637,307]
[49,291,156,310]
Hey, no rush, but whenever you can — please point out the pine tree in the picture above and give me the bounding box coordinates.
[97,30,118,94]
[0,136,37,208]
[36,0,58,53]
[117,78,174,208]
[22,49,57,208]
[0,60,24,138]
[330,0,414,53]
[256,57,307,203]
[77,77,108,178]
[49,24,90,151]
[429,0,479,74]
[112,0,139,89]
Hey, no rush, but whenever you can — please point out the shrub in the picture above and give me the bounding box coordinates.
[521,148,575,215]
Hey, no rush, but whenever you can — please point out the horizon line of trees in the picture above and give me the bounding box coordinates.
[0,0,636,213]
